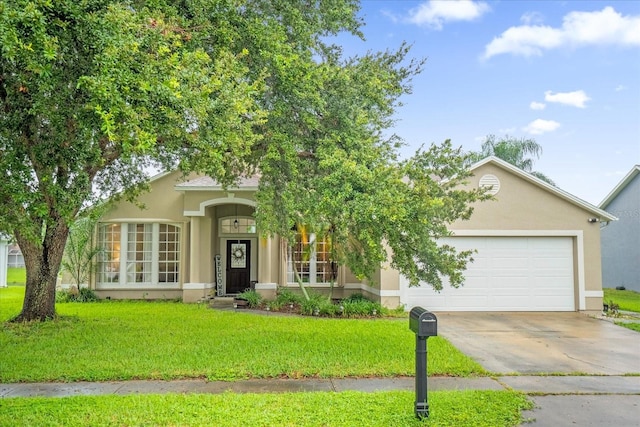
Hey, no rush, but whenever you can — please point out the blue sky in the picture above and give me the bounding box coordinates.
[336,0,640,205]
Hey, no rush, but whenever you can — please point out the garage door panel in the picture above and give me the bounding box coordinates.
[401,237,575,311]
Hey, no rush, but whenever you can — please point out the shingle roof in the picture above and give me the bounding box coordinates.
[175,175,260,190]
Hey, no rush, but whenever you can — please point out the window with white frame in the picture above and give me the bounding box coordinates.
[287,230,335,285]
[97,223,180,286]
[220,217,256,234]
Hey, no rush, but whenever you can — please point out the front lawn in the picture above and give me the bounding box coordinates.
[6,267,26,285]
[603,288,640,312]
[0,286,485,382]
[0,390,532,427]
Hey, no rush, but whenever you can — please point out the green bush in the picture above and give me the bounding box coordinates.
[237,289,262,308]
[300,292,337,316]
[55,287,99,303]
[341,299,382,317]
[274,287,303,306]
[341,292,368,303]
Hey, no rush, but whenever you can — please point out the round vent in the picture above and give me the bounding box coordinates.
[479,174,500,195]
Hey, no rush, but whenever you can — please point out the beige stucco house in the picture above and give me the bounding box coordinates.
[88,156,615,313]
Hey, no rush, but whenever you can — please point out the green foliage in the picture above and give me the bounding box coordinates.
[616,322,640,332]
[0,0,368,321]
[0,390,533,427]
[300,292,338,316]
[603,288,640,313]
[61,212,106,288]
[274,286,304,306]
[237,289,262,308]
[55,287,99,303]
[468,135,555,185]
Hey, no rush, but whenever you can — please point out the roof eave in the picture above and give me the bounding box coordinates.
[598,165,640,209]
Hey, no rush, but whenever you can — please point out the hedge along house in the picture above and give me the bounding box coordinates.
[88,156,615,313]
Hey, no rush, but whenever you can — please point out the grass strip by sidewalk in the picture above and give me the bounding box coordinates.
[1,286,485,382]
[0,390,532,427]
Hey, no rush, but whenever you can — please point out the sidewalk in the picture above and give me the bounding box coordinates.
[2,376,639,426]
[1,375,638,398]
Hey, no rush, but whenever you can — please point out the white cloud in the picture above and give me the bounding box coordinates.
[523,119,561,135]
[520,11,544,25]
[483,6,640,59]
[615,85,627,92]
[530,101,546,110]
[408,0,490,30]
[544,90,590,108]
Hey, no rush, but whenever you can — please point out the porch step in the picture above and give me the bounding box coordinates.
[210,297,236,310]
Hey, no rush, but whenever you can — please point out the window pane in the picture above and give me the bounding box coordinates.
[97,224,121,283]
[158,224,180,283]
[127,224,152,283]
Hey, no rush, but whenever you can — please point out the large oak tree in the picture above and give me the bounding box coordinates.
[1,0,486,322]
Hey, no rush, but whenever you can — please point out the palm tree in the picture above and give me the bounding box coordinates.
[468,135,556,185]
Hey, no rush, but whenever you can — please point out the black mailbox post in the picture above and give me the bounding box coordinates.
[409,307,438,419]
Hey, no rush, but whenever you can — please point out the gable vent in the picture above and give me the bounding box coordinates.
[479,174,500,195]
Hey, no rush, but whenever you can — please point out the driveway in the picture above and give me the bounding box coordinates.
[435,312,640,374]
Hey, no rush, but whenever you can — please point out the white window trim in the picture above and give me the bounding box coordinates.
[97,222,181,289]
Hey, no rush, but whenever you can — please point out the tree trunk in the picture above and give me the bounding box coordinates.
[12,222,70,322]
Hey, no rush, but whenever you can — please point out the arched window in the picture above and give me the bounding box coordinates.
[220,217,257,234]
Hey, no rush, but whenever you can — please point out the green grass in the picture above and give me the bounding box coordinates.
[6,267,26,285]
[603,288,640,312]
[616,322,640,332]
[0,390,532,427]
[0,285,485,382]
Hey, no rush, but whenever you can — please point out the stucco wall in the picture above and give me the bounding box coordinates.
[447,162,604,310]
[601,175,640,291]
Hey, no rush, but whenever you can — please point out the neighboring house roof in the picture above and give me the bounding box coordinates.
[471,156,617,222]
[598,165,640,209]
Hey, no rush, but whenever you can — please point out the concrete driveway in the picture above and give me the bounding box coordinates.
[435,312,640,374]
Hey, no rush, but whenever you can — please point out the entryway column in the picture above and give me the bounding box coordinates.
[189,216,201,284]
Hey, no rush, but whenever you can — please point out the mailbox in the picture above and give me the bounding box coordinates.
[409,307,437,337]
[409,306,437,419]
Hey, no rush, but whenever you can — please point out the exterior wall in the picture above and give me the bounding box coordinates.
[601,175,640,291]
[447,163,604,311]
[94,171,192,300]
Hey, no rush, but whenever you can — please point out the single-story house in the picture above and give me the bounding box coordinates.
[599,165,640,292]
[87,156,615,312]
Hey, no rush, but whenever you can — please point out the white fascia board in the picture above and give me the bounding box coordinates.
[598,165,640,209]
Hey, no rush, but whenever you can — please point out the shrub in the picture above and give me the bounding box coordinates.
[55,286,99,303]
[237,289,262,308]
[274,287,303,306]
[341,299,382,317]
[300,292,337,316]
[341,292,368,303]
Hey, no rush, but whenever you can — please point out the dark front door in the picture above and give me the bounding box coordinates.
[226,240,251,294]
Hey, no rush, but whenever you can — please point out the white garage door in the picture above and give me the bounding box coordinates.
[401,236,575,311]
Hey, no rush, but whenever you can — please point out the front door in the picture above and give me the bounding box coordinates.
[226,240,251,294]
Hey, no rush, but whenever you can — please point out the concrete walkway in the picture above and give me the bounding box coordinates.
[2,375,639,426]
[1,375,638,398]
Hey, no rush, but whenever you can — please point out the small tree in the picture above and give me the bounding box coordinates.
[61,213,104,290]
